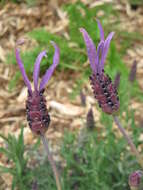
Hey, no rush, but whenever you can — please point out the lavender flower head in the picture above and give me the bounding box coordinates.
[15,41,60,135]
[80,20,119,114]
[86,108,95,129]
[129,170,143,189]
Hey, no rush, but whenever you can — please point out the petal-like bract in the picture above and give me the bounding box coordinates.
[101,32,114,70]
[33,50,47,91]
[80,21,114,75]
[39,42,60,91]
[96,41,104,74]
[80,28,97,73]
[15,48,32,94]
[97,19,104,41]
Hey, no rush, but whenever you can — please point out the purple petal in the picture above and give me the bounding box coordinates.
[96,41,104,74]
[80,28,97,73]
[100,32,114,71]
[15,48,32,94]
[39,42,60,91]
[97,19,104,41]
[33,50,47,91]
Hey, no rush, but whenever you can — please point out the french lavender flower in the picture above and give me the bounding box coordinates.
[80,20,119,114]
[15,41,60,135]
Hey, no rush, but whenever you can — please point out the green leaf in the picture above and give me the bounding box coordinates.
[0,165,15,175]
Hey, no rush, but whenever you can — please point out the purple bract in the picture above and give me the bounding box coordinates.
[15,41,60,94]
[80,20,114,75]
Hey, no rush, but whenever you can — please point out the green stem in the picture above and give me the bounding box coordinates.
[113,116,143,168]
[40,134,62,190]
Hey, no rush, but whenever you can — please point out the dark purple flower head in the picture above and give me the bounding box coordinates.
[129,170,143,189]
[15,41,60,135]
[80,20,119,114]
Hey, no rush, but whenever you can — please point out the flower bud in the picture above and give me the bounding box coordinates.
[129,170,143,190]
[80,90,86,106]
[86,108,95,129]
[129,60,137,83]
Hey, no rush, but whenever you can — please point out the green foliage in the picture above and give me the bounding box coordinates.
[118,31,143,56]
[28,29,85,71]
[29,117,143,190]
[25,0,36,6]
[64,1,118,44]
[64,1,98,45]
[60,127,140,190]
[1,120,142,190]
[33,161,57,190]
[0,128,32,190]
[129,0,143,6]
[31,111,143,190]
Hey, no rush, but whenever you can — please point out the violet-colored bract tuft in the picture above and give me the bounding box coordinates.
[15,41,60,93]
[80,20,119,114]
[80,20,114,75]
[15,41,60,134]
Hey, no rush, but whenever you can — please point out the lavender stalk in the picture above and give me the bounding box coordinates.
[40,134,62,190]
[113,116,143,168]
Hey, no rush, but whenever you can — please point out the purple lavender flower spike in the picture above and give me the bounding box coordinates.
[15,41,60,135]
[80,20,119,114]
[39,41,60,91]
[80,28,97,73]
[33,50,47,91]
[15,48,32,94]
